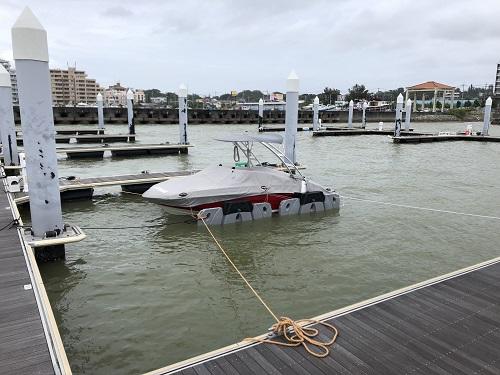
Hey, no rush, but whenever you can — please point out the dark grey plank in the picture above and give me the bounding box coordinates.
[0,189,55,374]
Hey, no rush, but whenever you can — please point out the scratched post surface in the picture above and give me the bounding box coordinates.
[13,8,63,236]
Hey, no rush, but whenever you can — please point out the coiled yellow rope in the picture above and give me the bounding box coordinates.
[197,214,339,358]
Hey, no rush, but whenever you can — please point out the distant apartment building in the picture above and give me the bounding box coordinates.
[103,82,144,106]
[0,58,19,104]
[50,67,101,106]
[134,89,145,103]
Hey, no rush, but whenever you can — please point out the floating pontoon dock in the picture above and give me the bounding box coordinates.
[392,134,500,143]
[16,134,135,145]
[259,126,311,132]
[13,170,198,205]
[146,256,500,375]
[0,171,70,374]
[57,144,191,159]
[314,129,423,137]
[16,127,104,136]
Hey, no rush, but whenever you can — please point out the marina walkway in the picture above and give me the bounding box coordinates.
[149,257,500,375]
[0,183,56,374]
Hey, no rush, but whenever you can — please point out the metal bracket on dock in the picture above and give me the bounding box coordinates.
[23,224,86,248]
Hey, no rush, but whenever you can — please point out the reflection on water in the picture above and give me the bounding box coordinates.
[38,123,500,374]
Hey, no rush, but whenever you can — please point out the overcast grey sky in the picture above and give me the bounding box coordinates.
[0,0,499,95]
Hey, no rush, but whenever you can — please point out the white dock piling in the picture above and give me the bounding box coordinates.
[482,97,492,136]
[127,89,135,135]
[12,7,63,236]
[312,96,319,131]
[362,101,368,128]
[348,100,354,128]
[394,93,403,137]
[285,71,299,164]
[97,92,104,130]
[0,65,19,165]
[178,84,188,144]
[405,99,412,131]
[258,98,264,129]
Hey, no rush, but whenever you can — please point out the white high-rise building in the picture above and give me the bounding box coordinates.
[0,59,19,104]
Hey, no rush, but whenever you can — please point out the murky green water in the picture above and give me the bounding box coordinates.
[38,122,500,374]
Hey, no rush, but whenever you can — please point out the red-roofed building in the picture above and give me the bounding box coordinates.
[406,81,456,112]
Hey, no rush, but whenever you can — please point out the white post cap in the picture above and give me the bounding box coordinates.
[0,65,11,87]
[486,96,492,106]
[362,101,368,109]
[314,96,319,104]
[178,83,188,97]
[96,92,103,102]
[286,70,299,92]
[397,93,404,104]
[406,98,412,106]
[349,100,354,107]
[126,89,134,100]
[12,7,49,62]
[258,98,263,105]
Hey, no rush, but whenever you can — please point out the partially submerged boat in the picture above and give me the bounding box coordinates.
[143,134,340,223]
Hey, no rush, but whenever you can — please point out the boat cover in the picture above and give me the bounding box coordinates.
[143,165,323,207]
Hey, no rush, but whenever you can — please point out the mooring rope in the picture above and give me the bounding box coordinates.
[197,214,338,358]
[341,195,500,221]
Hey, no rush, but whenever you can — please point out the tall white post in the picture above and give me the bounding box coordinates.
[432,89,437,112]
[348,100,354,128]
[285,70,299,164]
[12,7,63,236]
[0,65,19,166]
[258,98,264,129]
[421,94,425,111]
[482,97,492,136]
[394,93,403,137]
[413,92,417,111]
[362,101,368,128]
[450,89,455,109]
[178,84,188,144]
[441,91,446,113]
[96,92,104,130]
[404,99,412,131]
[126,89,135,134]
[312,96,319,131]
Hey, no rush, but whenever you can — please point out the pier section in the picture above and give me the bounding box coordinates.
[147,257,500,375]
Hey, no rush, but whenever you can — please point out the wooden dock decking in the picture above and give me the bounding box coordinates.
[148,257,500,375]
[0,182,56,374]
[16,134,135,145]
[392,134,500,143]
